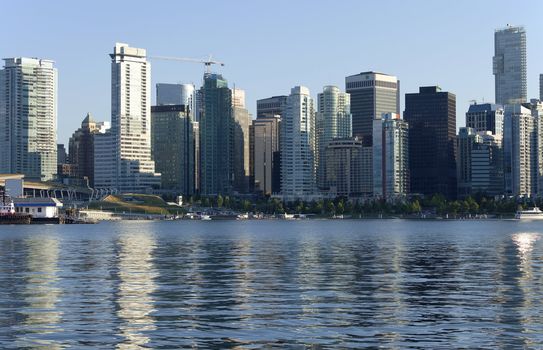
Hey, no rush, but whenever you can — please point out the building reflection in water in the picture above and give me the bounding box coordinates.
[18,235,63,349]
[115,226,157,349]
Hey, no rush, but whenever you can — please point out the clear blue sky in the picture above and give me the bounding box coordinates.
[2,0,542,144]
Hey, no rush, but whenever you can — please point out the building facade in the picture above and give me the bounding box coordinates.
[256,95,287,118]
[0,57,57,181]
[404,86,457,199]
[471,132,504,196]
[105,43,160,193]
[252,115,281,195]
[503,104,537,197]
[69,113,110,187]
[316,86,352,189]
[493,25,527,106]
[372,113,409,199]
[156,83,196,111]
[345,71,399,145]
[456,127,482,198]
[280,86,316,200]
[151,105,196,195]
[466,103,504,136]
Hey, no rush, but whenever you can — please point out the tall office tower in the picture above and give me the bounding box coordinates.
[493,25,527,105]
[199,74,249,195]
[503,104,537,197]
[404,86,457,199]
[151,105,195,195]
[232,88,251,193]
[315,86,352,189]
[252,115,281,195]
[156,83,196,110]
[257,95,287,117]
[456,127,483,198]
[466,103,504,136]
[280,86,316,200]
[530,100,543,197]
[325,138,371,197]
[372,113,409,199]
[345,71,399,145]
[540,74,543,101]
[471,132,504,196]
[69,113,110,187]
[192,121,200,193]
[0,58,57,181]
[107,43,160,193]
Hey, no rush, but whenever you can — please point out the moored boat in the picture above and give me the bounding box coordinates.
[515,207,543,220]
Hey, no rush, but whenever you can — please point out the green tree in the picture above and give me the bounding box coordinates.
[217,194,223,208]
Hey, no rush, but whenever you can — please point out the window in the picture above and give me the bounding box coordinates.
[38,208,42,213]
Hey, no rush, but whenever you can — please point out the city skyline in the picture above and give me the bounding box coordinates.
[2,1,542,144]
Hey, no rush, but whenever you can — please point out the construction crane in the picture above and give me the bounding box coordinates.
[149,55,225,73]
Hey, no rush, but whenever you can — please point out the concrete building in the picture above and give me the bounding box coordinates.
[252,115,281,195]
[372,113,409,199]
[493,25,527,105]
[325,138,372,197]
[503,104,537,197]
[471,132,504,196]
[69,113,110,187]
[0,57,57,181]
[540,74,543,102]
[103,43,160,193]
[466,103,504,136]
[93,131,118,190]
[257,95,287,118]
[345,71,399,145]
[280,86,316,200]
[316,86,352,190]
[404,86,457,199]
[456,127,483,198]
[151,105,196,195]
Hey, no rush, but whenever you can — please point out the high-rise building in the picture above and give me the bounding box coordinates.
[100,43,160,193]
[69,113,110,187]
[540,74,543,101]
[471,132,504,196]
[493,25,527,105]
[257,95,287,118]
[372,113,409,199]
[232,89,252,193]
[466,103,504,136]
[456,127,483,198]
[503,103,537,197]
[280,86,316,200]
[156,83,196,112]
[404,86,457,199]
[345,71,399,145]
[151,105,196,195]
[252,115,281,195]
[93,131,118,190]
[316,86,352,189]
[0,58,57,181]
[325,138,372,197]
[199,74,250,195]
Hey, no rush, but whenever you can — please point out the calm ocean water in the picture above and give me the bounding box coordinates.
[0,219,542,349]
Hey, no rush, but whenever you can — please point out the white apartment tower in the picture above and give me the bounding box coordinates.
[372,113,409,199]
[503,104,537,197]
[95,43,160,192]
[280,86,316,200]
[316,86,352,189]
[0,58,57,181]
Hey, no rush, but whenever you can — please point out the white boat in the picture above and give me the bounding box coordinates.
[515,207,543,220]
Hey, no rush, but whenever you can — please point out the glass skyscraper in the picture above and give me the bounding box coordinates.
[493,25,527,106]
